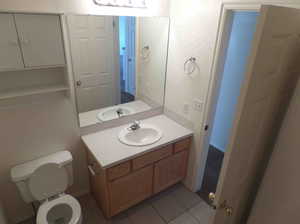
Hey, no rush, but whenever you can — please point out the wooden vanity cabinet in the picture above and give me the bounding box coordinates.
[86,137,191,218]
[153,150,189,194]
[109,166,153,215]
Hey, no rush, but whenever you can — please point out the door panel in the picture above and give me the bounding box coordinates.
[212,5,300,224]
[0,14,24,71]
[67,15,116,113]
[14,14,65,67]
[77,84,113,113]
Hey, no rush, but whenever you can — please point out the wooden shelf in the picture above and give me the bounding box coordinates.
[0,84,69,100]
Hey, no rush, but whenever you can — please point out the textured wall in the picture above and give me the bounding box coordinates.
[165,0,300,190]
[136,17,169,107]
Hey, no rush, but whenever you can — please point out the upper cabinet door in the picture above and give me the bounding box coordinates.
[14,14,65,67]
[0,14,24,71]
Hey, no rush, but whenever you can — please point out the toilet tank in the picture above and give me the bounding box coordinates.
[11,151,73,203]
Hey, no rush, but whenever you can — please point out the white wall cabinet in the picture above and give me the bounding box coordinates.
[0,14,24,71]
[0,13,65,72]
[14,14,65,68]
[0,13,68,100]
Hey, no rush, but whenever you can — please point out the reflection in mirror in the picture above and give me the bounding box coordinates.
[66,15,169,127]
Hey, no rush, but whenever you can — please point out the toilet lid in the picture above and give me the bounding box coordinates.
[29,163,68,201]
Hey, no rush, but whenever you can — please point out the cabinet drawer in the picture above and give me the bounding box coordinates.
[107,161,131,181]
[132,145,173,170]
[174,137,191,153]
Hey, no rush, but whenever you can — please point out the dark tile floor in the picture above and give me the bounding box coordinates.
[197,145,224,204]
[121,91,135,104]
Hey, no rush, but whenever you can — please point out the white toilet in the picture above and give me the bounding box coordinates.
[11,151,82,224]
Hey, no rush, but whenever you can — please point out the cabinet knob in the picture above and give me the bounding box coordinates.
[76,80,82,87]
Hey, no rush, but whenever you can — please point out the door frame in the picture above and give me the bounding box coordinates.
[125,16,136,95]
[196,2,300,192]
[113,16,121,105]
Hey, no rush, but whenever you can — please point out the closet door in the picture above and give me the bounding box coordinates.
[14,14,65,67]
[0,14,24,71]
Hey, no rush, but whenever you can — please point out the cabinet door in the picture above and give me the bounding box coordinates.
[0,14,24,71]
[109,166,153,216]
[14,14,65,67]
[153,150,189,194]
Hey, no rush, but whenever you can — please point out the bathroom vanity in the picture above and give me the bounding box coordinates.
[82,115,193,217]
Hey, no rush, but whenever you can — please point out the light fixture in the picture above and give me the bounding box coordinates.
[93,0,147,8]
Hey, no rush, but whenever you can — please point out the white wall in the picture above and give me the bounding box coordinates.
[247,79,300,224]
[0,93,89,223]
[165,0,300,191]
[136,17,169,107]
[210,12,258,152]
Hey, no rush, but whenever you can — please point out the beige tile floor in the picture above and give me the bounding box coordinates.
[20,184,215,224]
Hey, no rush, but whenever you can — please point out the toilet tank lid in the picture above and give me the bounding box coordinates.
[11,151,72,183]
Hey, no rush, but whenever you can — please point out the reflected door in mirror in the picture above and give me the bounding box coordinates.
[68,15,117,113]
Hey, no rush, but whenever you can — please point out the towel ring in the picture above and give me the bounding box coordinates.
[184,57,197,75]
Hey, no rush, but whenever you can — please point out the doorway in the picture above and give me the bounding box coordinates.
[119,16,136,104]
[198,11,259,203]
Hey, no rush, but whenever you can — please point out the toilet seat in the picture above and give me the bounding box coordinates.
[37,194,82,224]
[29,163,82,224]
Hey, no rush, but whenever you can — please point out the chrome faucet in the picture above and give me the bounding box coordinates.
[128,120,141,131]
[116,108,124,118]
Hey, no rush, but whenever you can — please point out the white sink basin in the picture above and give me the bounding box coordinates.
[97,106,135,121]
[118,124,163,146]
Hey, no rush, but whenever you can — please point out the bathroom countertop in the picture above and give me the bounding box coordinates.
[81,115,193,168]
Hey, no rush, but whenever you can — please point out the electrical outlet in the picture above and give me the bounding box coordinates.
[193,98,203,112]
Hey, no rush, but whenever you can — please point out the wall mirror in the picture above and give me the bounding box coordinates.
[66,15,170,127]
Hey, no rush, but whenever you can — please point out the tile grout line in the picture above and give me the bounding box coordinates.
[149,186,204,224]
[149,202,169,223]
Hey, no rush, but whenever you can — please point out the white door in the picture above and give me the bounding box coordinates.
[211,5,300,224]
[14,14,65,67]
[246,76,300,224]
[0,14,23,71]
[67,15,116,113]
